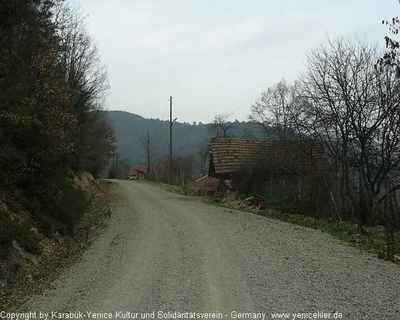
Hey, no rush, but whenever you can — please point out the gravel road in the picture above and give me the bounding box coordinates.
[20,180,400,319]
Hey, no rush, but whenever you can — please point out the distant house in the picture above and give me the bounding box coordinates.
[208,138,331,179]
[128,164,147,179]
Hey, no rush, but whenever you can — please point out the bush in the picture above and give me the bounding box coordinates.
[0,213,42,257]
[51,184,88,235]
[40,179,88,236]
[22,176,89,236]
[231,163,332,218]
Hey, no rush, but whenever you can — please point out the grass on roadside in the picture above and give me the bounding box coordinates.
[137,181,399,261]
[205,197,400,261]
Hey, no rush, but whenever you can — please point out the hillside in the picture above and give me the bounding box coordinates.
[107,111,266,168]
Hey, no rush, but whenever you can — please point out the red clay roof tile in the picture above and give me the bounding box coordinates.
[209,138,331,175]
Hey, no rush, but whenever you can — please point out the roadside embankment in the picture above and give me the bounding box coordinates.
[0,173,113,311]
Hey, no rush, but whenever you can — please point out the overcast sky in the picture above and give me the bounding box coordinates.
[74,0,398,123]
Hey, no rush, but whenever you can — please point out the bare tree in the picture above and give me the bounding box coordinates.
[299,39,362,220]
[208,113,233,138]
[378,2,400,76]
[249,79,303,140]
[197,139,210,176]
[300,37,400,232]
[51,4,113,174]
[54,4,109,117]
[139,133,151,177]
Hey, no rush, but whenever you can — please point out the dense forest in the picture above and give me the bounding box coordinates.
[0,0,114,252]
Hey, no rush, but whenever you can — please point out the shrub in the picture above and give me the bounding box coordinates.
[231,163,332,218]
[0,213,42,257]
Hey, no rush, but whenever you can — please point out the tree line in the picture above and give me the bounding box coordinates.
[0,0,114,236]
[248,35,400,260]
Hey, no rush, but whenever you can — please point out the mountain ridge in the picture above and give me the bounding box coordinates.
[106,110,266,167]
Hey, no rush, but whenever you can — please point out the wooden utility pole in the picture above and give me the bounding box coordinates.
[147,132,150,179]
[169,96,173,185]
[115,153,119,179]
[112,145,116,178]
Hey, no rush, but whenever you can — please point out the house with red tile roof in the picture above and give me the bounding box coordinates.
[208,138,331,178]
[128,164,147,179]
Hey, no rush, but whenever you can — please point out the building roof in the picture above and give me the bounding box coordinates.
[129,164,147,176]
[209,138,331,175]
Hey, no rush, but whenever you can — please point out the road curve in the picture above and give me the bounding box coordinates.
[20,180,400,319]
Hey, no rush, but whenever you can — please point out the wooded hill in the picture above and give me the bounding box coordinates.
[0,1,114,298]
[107,110,266,168]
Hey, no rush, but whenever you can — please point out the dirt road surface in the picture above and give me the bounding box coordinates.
[20,180,400,319]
